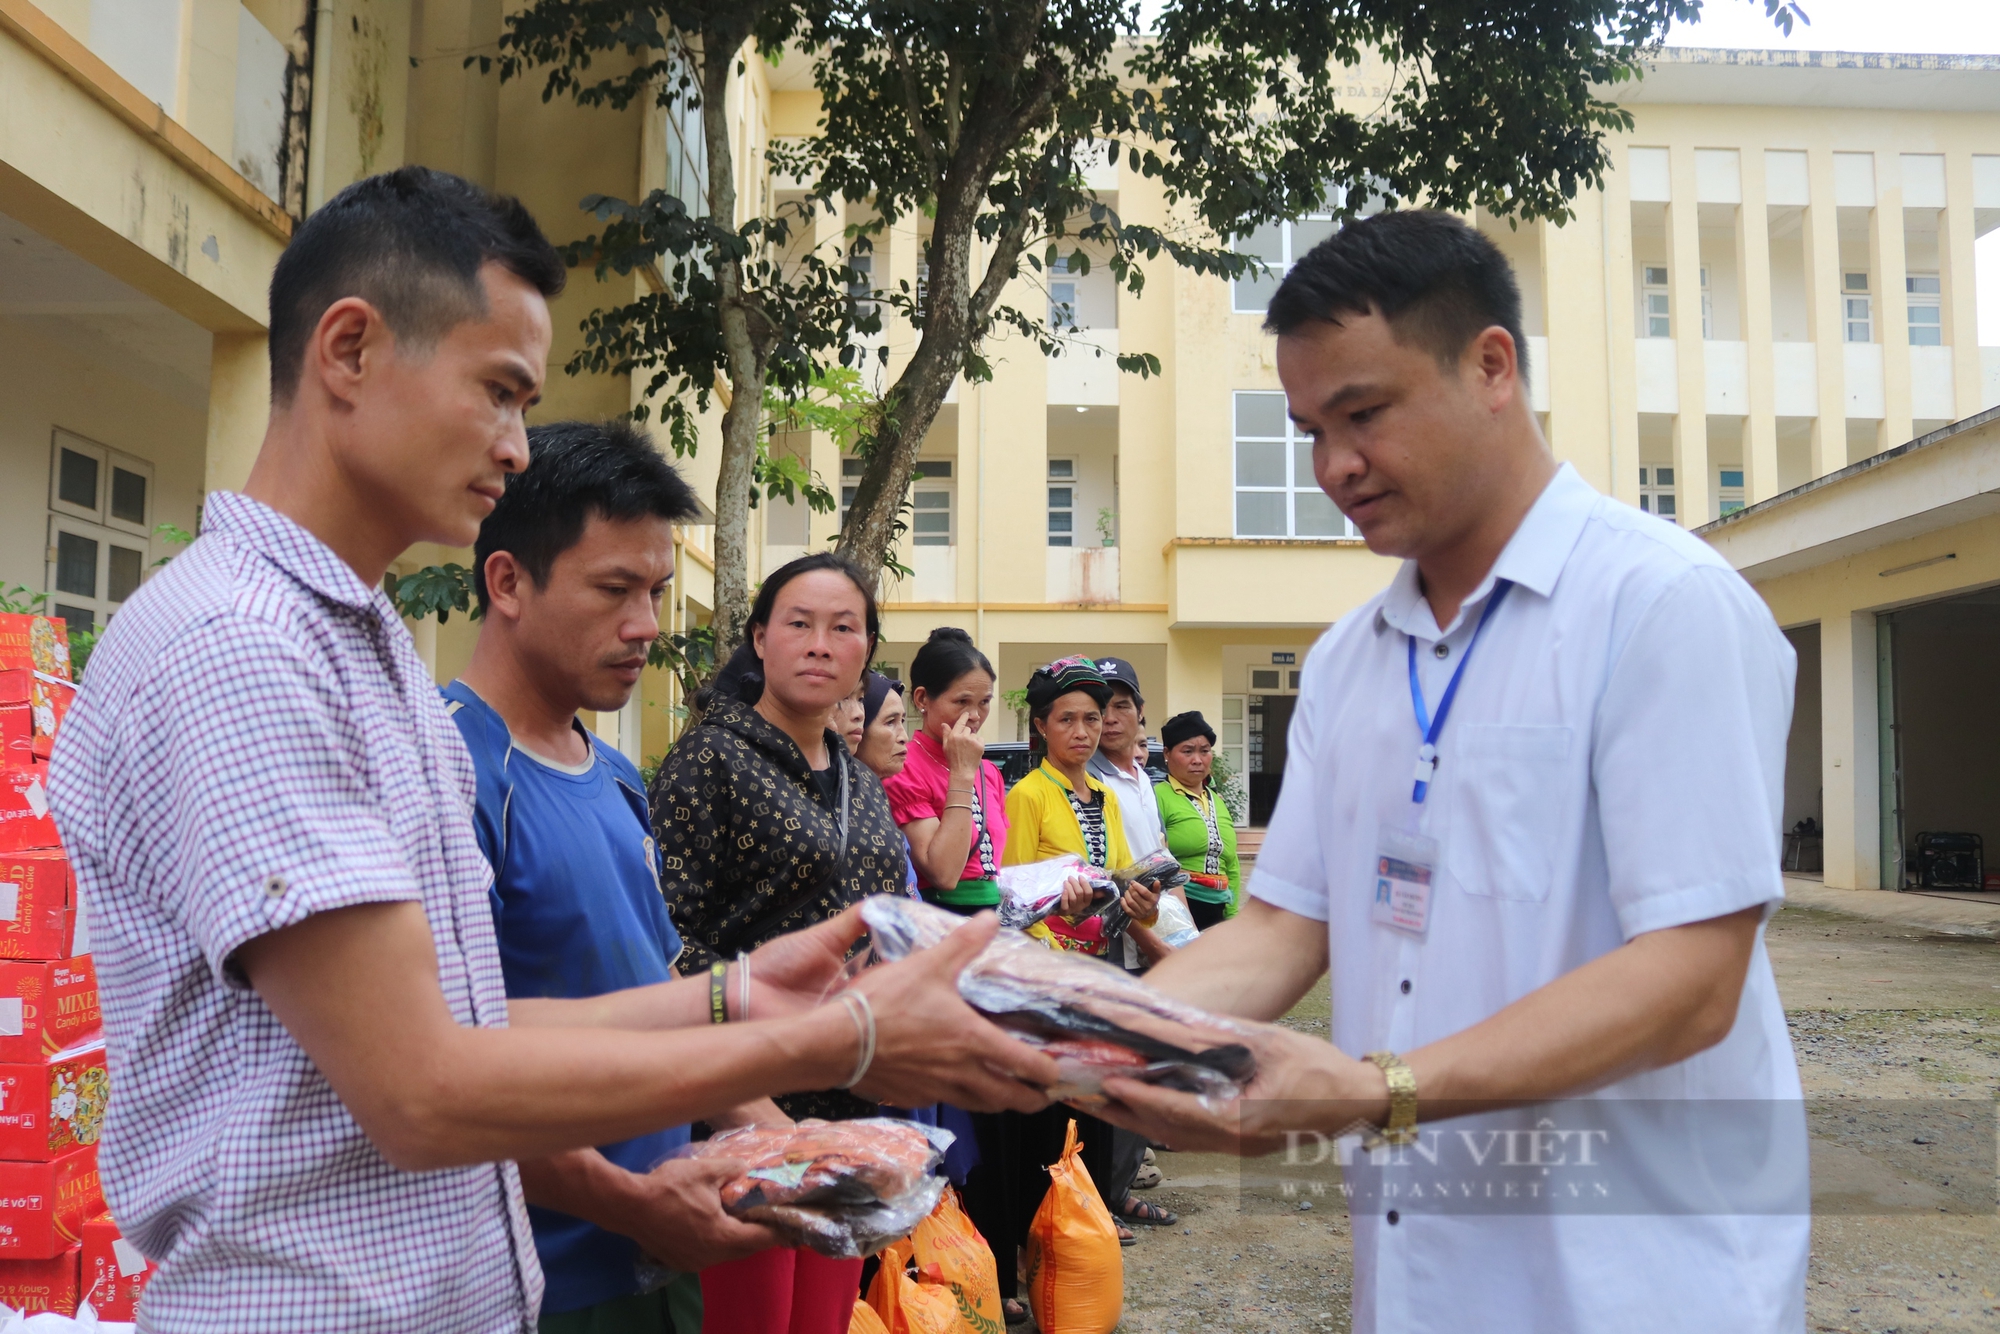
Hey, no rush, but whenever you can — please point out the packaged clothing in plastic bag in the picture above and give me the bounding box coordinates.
[1095,849,1191,943]
[1111,848,1189,896]
[676,1118,952,1259]
[1024,1120,1122,1334]
[910,1186,1001,1333]
[856,896,1257,1105]
[996,855,1114,932]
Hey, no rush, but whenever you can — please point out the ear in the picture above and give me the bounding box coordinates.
[1465,325,1519,411]
[307,296,393,405]
[751,623,767,660]
[482,550,530,622]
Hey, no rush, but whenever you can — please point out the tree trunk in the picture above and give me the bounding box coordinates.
[835,24,1057,577]
[697,23,764,662]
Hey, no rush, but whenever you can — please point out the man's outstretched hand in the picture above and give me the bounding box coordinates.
[848,911,1059,1114]
[1092,1023,1390,1156]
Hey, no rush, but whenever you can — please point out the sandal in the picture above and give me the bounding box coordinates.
[1117,1222,1137,1247]
[1132,1163,1163,1190]
[1117,1195,1179,1226]
[1003,1298,1031,1325]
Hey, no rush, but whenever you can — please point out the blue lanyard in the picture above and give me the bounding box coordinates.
[1406,580,1512,803]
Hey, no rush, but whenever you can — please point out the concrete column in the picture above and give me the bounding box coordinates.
[1870,159,1913,453]
[1940,149,1985,420]
[1545,196,1617,495]
[1667,149,1710,525]
[1738,159,1781,502]
[1598,173,1641,506]
[1819,609,1882,891]
[1802,148,1848,478]
[204,332,270,494]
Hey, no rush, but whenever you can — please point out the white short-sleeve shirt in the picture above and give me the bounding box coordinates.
[1251,464,1808,1334]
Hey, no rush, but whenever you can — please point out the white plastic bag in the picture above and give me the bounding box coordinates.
[1150,892,1200,949]
[0,1300,124,1332]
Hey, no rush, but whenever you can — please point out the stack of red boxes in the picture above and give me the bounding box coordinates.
[0,612,149,1320]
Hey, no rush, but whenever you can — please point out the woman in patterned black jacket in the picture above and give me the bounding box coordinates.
[649,553,910,1333]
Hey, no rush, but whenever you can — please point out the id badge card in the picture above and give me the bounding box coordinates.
[1372,826,1438,937]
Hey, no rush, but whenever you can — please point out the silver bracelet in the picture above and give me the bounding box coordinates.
[736,951,751,1024]
[836,991,877,1089]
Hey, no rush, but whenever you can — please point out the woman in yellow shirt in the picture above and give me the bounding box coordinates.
[1004,656,1161,956]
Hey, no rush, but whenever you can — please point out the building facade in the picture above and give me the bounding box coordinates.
[4,16,1997,878]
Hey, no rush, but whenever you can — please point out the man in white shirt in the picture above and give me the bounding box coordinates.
[1088,657,1166,858]
[1096,209,1808,1333]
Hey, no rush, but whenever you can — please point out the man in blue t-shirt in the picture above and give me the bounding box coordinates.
[445,420,784,1334]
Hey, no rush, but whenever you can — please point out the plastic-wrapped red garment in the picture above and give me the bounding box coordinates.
[677,1118,952,1259]
[855,895,1257,1106]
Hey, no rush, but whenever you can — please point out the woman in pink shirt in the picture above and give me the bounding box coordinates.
[883,628,1008,909]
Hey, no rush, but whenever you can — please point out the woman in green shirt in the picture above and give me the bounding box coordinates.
[1153,711,1242,929]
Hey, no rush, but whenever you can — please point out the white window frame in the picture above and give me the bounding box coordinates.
[1638,465,1677,523]
[46,515,149,632]
[1218,694,1246,781]
[46,430,154,631]
[1700,266,1713,340]
[839,456,863,531]
[49,429,152,537]
[1905,273,1942,346]
[910,459,954,547]
[1642,265,1670,338]
[1046,458,1076,548]
[1232,214,1340,313]
[1231,391,1356,540]
[1049,256,1079,330]
[1716,467,1746,518]
[1843,272,1872,343]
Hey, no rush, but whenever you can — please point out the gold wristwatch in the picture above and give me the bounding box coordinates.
[1362,1050,1419,1147]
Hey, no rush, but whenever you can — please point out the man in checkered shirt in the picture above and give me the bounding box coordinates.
[46,167,1055,1334]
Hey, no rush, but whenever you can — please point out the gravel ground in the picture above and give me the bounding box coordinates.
[1063,905,2000,1333]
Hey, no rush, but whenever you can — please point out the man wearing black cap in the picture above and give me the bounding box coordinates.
[1087,657,1166,863]
[1084,656,1181,1232]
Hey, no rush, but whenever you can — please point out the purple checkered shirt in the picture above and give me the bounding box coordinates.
[47,492,541,1333]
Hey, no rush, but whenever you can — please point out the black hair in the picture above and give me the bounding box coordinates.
[473,419,700,611]
[268,166,566,402]
[908,627,994,698]
[1264,208,1529,386]
[746,552,881,659]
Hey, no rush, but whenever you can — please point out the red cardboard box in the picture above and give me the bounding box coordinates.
[0,769,58,854]
[0,851,80,962]
[0,1041,107,1162]
[0,616,74,764]
[0,1242,79,1316]
[81,1213,151,1320]
[0,958,98,1062]
[0,672,30,770]
[0,1146,101,1259]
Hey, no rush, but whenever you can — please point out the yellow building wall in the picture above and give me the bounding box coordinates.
[1745,506,2000,890]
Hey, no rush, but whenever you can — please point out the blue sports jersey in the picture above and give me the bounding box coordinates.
[442,681,689,1315]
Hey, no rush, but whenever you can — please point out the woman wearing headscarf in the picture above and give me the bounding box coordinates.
[649,554,908,1334]
[983,657,1163,1264]
[853,670,919,898]
[1154,710,1243,929]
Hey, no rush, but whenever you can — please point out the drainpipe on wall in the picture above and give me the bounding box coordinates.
[280,0,318,220]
